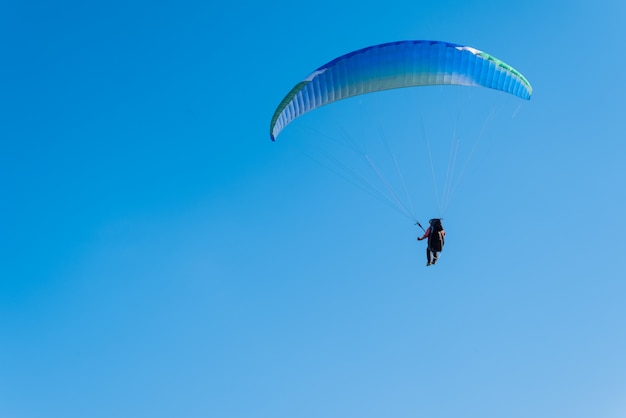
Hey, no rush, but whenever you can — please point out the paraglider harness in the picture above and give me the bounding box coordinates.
[416,218,445,253]
[427,219,444,253]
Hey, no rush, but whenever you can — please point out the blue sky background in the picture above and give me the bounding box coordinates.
[2,1,626,417]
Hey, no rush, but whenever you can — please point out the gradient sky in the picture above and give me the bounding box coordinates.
[2,1,626,417]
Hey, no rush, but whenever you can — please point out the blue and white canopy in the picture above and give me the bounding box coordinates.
[270,40,532,141]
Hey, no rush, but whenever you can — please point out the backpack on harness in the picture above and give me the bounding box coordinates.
[427,219,445,253]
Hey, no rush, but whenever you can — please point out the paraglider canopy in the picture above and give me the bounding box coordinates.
[270,40,532,141]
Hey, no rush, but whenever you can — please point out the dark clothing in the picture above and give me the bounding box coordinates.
[418,225,445,265]
[419,226,446,251]
[426,248,437,264]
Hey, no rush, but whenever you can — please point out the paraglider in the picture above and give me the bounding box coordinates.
[269,40,532,265]
[417,218,445,266]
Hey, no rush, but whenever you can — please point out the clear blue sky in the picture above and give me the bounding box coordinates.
[2,1,625,417]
